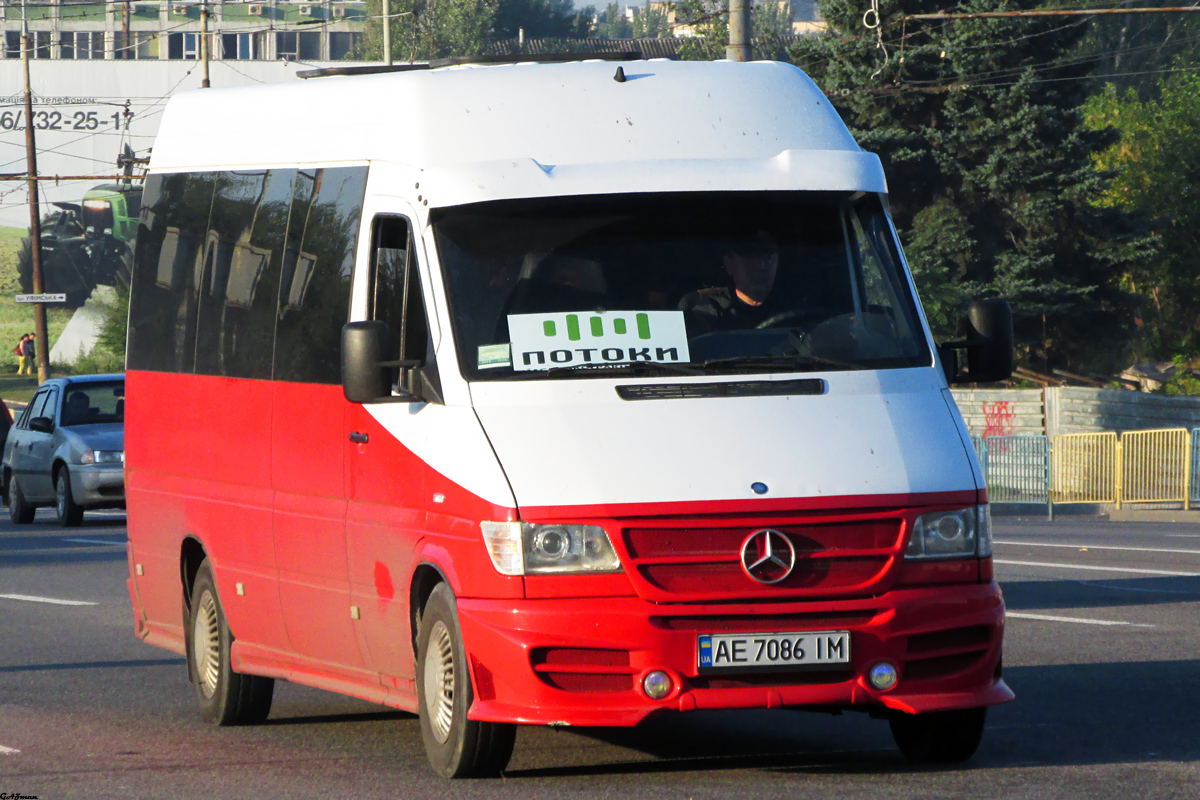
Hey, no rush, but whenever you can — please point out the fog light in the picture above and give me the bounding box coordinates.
[868,662,898,691]
[643,670,672,700]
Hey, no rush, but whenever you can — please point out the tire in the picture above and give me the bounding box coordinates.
[416,583,515,778]
[55,469,84,528]
[8,474,35,525]
[889,707,988,764]
[186,559,274,725]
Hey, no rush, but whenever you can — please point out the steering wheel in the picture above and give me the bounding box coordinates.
[755,308,820,330]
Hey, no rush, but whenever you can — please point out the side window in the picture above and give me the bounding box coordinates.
[127,171,218,373]
[369,216,430,385]
[273,166,368,384]
[21,391,48,428]
[194,169,295,379]
[27,389,55,428]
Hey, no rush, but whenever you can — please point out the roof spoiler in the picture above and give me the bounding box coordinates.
[297,51,644,79]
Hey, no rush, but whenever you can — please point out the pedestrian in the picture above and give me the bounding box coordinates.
[12,334,25,374]
[20,333,35,375]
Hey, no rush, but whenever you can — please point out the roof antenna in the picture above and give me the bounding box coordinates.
[614,66,626,83]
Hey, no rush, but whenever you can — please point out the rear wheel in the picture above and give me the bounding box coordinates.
[8,474,35,524]
[416,583,515,778]
[187,559,274,725]
[889,707,988,764]
[55,469,84,527]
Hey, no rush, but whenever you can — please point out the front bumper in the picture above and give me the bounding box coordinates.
[458,582,1012,727]
[70,464,126,507]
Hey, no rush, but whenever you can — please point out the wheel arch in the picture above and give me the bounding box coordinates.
[180,535,207,613]
[410,561,449,658]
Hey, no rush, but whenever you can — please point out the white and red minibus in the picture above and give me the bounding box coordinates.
[124,57,1014,777]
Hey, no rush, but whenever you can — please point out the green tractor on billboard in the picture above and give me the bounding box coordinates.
[19,147,144,309]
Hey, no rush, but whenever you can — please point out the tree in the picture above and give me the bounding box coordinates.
[676,0,795,61]
[1085,70,1200,359]
[789,0,1151,372]
[358,0,497,61]
[595,2,633,39]
[631,2,671,38]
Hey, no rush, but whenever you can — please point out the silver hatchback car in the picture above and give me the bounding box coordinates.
[2,374,125,527]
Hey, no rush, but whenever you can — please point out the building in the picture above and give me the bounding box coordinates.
[0,0,366,63]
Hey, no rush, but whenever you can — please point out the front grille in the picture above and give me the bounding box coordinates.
[530,647,635,694]
[652,611,880,633]
[621,518,904,601]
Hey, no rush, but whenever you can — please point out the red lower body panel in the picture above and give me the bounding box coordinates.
[458,582,1012,727]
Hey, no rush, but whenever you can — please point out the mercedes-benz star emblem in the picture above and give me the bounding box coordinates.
[739,529,796,585]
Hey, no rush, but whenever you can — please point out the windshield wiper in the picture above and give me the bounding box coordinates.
[700,354,866,372]
[541,360,704,377]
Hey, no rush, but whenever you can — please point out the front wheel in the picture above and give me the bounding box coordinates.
[416,583,515,778]
[889,707,988,764]
[8,474,35,525]
[187,559,274,725]
[55,469,84,528]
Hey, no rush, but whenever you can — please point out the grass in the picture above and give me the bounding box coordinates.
[0,225,83,395]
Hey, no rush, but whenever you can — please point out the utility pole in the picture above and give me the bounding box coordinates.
[726,0,751,62]
[382,0,392,64]
[21,15,50,384]
[123,0,131,59]
[201,2,210,87]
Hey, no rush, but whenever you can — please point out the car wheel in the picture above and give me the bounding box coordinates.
[8,474,35,524]
[55,469,84,528]
[186,559,274,725]
[416,583,515,778]
[889,707,988,764]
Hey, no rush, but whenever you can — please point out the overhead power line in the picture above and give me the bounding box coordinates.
[906,7,1200,21]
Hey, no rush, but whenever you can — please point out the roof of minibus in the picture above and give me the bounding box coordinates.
[150,59,866,175]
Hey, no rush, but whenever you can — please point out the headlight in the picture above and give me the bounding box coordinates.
[904,505,991,559]
[480,521,623,576]
[80,450,123,465]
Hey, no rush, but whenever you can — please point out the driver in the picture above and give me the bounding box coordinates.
[678,232,789,335]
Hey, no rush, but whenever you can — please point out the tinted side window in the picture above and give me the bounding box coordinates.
[273,167,367,384]
[369,216,430,386]
[127,172,218,373]
[194,169,295,379]
[24,390,50,427]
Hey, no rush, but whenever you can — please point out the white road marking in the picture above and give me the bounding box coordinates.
[994,559,1200,577]
[1007,612,1155,628]
[0,745,19,755]
[995,540,1200,556]
[62,538,126,546]
[1165,534,1200,538]
[0,593,97,606]
[1075,581,1197,595]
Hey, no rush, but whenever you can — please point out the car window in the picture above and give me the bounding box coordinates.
[24,390,51,427]
[60,381,125,427]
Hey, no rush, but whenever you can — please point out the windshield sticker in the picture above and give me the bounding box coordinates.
[507,311,690,372]
[477,343,512,370]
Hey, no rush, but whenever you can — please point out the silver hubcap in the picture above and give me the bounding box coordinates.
[423,620,455,744]
[192,589,221,698]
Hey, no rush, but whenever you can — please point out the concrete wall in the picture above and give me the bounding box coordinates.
[950,387,1200,437]
[949,389,1045,438]
[1044,387,1200,436]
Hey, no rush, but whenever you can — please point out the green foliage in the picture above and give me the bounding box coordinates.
[1085,70,1200,361]
[676,0,794,61]
[1077,10,1200,100]
[789,0,1152,372]
[358,0,497,61]
[630,2,670,39]
[595,3,632,39]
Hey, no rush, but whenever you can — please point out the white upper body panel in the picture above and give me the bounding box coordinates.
[149,60,885,204]
[468,368,978,511]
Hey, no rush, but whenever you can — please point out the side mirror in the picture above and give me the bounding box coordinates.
[29,416,54,434]
[938,299,1014,384]
[342,321,438,405]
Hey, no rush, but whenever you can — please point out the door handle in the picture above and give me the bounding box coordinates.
[349,432,369,444]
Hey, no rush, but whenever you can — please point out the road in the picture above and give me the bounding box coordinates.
[1,511,1198,799]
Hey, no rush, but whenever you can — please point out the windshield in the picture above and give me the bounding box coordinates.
[435,192,930,381]
[60,381,124,427]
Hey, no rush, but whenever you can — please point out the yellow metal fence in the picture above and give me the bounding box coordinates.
[1048,428,1191,509]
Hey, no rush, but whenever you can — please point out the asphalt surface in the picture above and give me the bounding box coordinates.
[1,511,1198,799]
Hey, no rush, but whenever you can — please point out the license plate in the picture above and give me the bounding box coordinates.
[697,630,851,672]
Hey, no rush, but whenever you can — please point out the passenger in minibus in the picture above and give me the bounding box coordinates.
[678,232,787,334]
